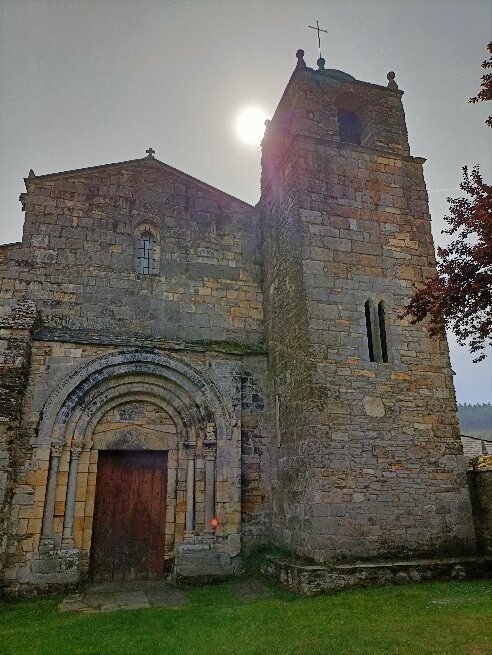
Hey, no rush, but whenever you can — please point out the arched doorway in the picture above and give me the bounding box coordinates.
[35,349,238,581]
[88,399,177,580]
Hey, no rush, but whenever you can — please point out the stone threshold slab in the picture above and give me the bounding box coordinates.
[59,585,186,613]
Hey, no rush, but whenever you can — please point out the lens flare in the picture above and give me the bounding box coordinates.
[236,107,267,145]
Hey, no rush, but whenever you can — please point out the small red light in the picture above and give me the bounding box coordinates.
[211,517,218,530]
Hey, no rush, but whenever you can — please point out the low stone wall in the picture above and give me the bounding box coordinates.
[467,455,492,555]
[2,542,80,597]
[261,555,492,596]
[174,540,239,579]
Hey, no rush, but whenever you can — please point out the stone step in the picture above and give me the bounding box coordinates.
[261,555,492,596]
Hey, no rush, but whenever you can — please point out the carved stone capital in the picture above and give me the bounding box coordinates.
[70,439,83,458]
[184,442,196,458]
[205,422,217,442]
[50,443,64,458]
[203,443,216,460]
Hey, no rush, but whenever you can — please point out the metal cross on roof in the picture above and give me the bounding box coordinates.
[308,20,328,60]
[146,147,155,158]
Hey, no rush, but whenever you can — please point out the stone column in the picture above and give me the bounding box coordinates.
[40,443,63,548]
[184,443,196,538]
[203,422,217,534]
[62,439,82,548]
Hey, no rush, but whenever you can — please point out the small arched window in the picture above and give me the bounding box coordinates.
[365,299,389,363]
[135,224,159,275]
[338,108,361,145]
[137,231,155,275]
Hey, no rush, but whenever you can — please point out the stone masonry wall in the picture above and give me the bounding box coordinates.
[467,456,492,555]
[0,300,39,583]
[0,158,263,348]
[260,135,314,551]
[2,336,271,587]
[260,63,476,562]
[240,355,271,549]
[0,156,271,590]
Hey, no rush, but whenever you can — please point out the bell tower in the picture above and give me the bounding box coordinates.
[260,51,476,562]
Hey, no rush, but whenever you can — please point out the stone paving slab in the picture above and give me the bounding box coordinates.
[113,591,150,610]
[59,581,186,613]
[59,578,273,613]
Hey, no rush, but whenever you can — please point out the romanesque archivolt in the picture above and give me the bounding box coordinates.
[37,349,231,446]
[26,348,238,583]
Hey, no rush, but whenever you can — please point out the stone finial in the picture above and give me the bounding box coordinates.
[264,119,271,128]
[387,71,398,90]
[317,57,326,70]
[146,147,155,158]
[28,169,35,178]
[296,49,307,69]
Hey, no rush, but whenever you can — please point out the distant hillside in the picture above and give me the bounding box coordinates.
[458,403,492,440]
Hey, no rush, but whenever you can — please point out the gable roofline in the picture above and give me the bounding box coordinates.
[24,156,255,210]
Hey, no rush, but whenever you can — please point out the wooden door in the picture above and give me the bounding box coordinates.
[90,450,168,580]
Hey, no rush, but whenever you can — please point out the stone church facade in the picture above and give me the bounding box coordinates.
[0,51,477,593]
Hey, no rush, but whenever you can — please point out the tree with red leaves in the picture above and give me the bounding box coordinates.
[469,42,492,127]
[404,43,492,362]
[404,168,491,361]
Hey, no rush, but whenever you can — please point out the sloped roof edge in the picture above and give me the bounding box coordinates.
[25,156,256,210]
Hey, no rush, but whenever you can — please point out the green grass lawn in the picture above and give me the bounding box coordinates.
[1,579,491,655]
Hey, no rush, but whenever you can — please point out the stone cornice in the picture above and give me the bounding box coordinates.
[34,327,267,355]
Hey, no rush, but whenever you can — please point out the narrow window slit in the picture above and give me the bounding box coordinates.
[378,302,388,363]
[365,300,375,362]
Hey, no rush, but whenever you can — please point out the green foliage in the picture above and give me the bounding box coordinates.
[240,545,321,571]
[1,580,491,655]
[239,545,288,573]
[458,403,492,436]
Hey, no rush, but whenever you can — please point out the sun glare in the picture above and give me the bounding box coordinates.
[236,107,268,145]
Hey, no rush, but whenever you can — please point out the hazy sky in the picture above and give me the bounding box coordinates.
[0,0,491,403]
